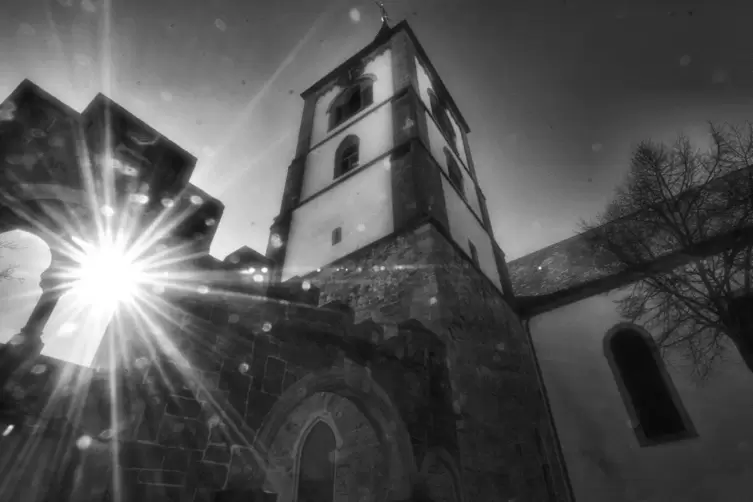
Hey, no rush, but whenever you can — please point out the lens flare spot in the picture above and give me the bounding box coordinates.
[270,234,283,249]
[205,218,216,227]
[2,425,13,436]
[302,280,311,291]
[30,364,46,375]
[238,362,249,374]
[349,8,361,22]
[70,238,144,308]
[130,193,149,205]
[77,435,93,450]
[262,322,272,332]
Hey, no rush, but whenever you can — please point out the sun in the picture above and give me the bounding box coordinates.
[69,236,146,308]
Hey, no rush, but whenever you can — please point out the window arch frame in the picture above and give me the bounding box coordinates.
[427,88,457,152]
[334,135,360,179]
[327,75,376,131]
[292,415,342,502]
[603,323,697,447]
[444,147,464,196]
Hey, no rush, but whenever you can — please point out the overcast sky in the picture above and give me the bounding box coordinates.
[2,0,753,363]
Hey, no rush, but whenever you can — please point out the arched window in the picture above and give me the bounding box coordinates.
[297,421,336,502]
[444,148,464,195]
[428,89,457,151]
[334,135,359,178]
[329,78,374,130]
[604,325,696,446]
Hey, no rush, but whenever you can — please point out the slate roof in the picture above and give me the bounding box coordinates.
[507,229,613,298]
[508,165,753,310]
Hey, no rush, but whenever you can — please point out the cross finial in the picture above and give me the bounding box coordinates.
[374,0,390,26]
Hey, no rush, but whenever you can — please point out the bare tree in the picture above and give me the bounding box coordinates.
[582,122,753,378]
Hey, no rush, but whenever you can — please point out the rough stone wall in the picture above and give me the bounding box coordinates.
[308,221,572,501]
[0,279,459,502]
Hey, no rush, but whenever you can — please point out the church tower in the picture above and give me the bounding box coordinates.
[267,12,573,502]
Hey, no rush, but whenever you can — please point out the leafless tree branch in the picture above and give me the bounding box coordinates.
[582,122,753,379]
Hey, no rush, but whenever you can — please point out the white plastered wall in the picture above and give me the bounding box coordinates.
[424,109,482,218]
[301,103,394,201]
[414,57,469,168]
[282,161,394,281]
[529,288,753,502]
[441,175,501,291]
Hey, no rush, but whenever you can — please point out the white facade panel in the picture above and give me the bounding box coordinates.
[530,290,753,502]
[301,102,394,202]
[441,176,501,291]
[283,163,394,281]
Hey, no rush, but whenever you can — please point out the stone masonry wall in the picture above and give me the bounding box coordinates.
[0,281,458,502]
[308,221,572,501]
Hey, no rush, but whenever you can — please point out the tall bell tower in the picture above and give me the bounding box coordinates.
[267,12,573,502]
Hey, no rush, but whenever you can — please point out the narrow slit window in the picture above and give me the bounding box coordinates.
[331,227,342,245]
[468,240,479,267]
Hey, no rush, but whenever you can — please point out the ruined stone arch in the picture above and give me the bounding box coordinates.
[255,364,417,501]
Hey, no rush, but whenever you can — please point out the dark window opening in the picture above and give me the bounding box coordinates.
[334,135,359,178]
[542,464,555,500]
[445,148,464,195]
[428,89,457,152]
[297,421,336,502]
[330,79,374,130]
[534,429,543,457]
[331,227,342,245]
[607,328,693,444]
[468,240,479,268]
[729,293,753,336]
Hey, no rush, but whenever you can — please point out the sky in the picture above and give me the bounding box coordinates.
[1,0,753,363]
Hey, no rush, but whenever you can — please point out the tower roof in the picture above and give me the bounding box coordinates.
[300,20,471,134]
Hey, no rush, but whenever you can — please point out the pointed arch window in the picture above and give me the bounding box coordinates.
[334,135,359,178]
[428,89,457,151]
[297,421,336,502]
[329,77,374,130]
[444,148,464,196]
[604,325,697,446]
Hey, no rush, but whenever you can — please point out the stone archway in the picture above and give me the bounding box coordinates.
[253,364,417,502]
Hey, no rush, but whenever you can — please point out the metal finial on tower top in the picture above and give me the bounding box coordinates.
[374,0,391,26]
